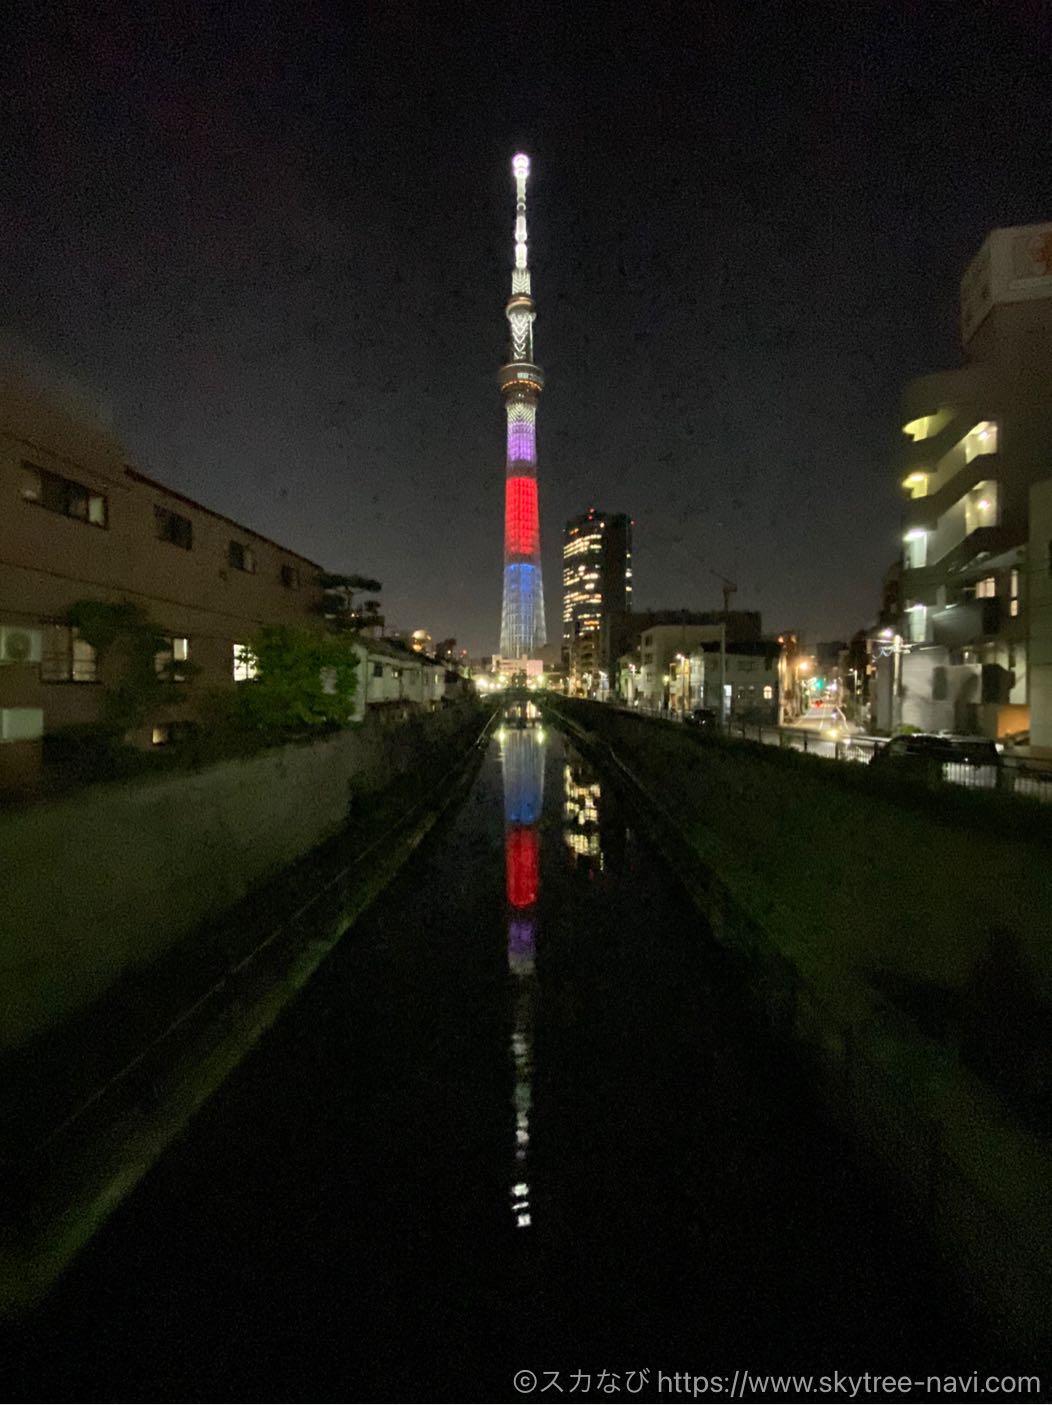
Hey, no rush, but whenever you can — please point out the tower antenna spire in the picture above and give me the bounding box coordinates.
[498,153,547,661]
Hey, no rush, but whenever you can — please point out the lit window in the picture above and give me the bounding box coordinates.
[763,685,773,700]
[1010,568,1020,616]
[152,725,171,746]
[233,643,257,681]
[975,577,996,598]
[156,636,190,680]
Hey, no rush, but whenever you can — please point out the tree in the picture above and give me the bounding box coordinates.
[67,599,193,736]
[234,624,360,730]
[318,573,384,633]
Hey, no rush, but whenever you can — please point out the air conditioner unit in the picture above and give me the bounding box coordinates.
[0,627,42,665]
[0,708,44,742]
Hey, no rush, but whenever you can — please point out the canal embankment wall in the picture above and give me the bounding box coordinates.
[545,696,1052,1354]
[0,702,486,1051]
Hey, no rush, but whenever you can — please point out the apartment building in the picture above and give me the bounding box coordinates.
[882,223,1052,742]
[621,623,777,720]
[0,349,324,757]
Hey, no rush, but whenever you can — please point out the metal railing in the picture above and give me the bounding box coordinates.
[610,702,1052,800]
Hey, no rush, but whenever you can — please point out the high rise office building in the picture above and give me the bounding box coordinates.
[562,508,632,692]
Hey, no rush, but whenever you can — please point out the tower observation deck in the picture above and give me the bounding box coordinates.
[498,153,547,661]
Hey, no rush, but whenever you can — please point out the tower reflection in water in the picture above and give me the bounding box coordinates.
[500,703,544,1231]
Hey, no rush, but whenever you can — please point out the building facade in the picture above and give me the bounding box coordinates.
[619,625,778,721]
[0,347,469,784]
[498,154,547,661]
[0,352,324,756]
[880,222,1052,742]
[562,509,632,694]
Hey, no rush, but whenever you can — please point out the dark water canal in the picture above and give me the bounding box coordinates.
[6,707,983,1401]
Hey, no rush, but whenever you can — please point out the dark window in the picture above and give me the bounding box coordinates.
[228,540,256,573]
[281,563,301,589]
[155,505,193,549]
[372,662,384,677]
[25,463,107,527]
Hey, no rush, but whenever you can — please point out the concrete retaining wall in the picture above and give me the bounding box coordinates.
[1,705,483,1049]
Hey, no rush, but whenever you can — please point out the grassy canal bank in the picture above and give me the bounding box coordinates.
[544,696,1052,1355]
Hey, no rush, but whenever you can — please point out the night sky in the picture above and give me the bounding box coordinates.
[4,3,1051,653]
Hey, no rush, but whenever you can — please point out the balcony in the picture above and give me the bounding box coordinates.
[931,596,1003,648]
[933,525,1008,577]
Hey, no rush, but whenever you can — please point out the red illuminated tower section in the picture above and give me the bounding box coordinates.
[498,153,547,660]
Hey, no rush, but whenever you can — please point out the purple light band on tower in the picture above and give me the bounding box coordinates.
[507,419,536,464]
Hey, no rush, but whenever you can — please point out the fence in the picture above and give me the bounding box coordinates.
[621,703,1052,800]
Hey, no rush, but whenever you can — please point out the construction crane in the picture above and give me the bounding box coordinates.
[710,570,738,613]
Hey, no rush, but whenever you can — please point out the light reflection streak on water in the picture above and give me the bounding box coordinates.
[500,706,544,1230]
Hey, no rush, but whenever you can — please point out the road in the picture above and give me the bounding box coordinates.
[4,710,992,1401]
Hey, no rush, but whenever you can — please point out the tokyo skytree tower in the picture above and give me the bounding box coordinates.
[498,153,547,659]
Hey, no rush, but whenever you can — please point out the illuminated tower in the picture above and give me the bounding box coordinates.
[498,153,547,660]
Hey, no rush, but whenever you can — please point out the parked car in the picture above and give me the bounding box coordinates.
[685,707,718,730]
[870,732,1001,779]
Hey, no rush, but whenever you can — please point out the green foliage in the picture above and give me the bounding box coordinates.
[67,599,194,736]
[234,625,360,731]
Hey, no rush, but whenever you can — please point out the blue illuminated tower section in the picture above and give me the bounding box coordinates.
[498,153,547,659]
